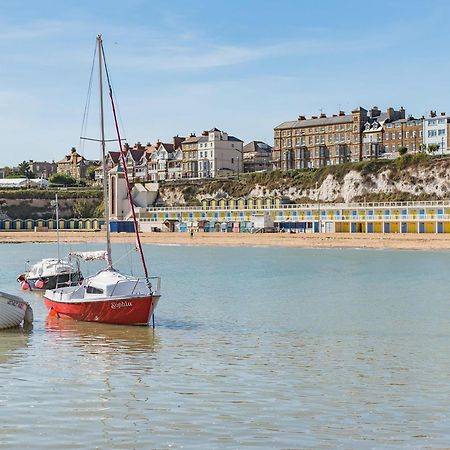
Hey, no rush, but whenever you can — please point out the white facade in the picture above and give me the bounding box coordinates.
[197,128,243,178]
[423,114,449,154]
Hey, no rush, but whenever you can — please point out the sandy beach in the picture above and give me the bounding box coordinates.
[1,230,450,250]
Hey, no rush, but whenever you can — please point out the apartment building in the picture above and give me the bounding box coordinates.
[273,109,363,169]
[181,128,243,178]
[423,111,450,154]
[383,116,423,156]
[274,106,406,169]
[362,106,406,159]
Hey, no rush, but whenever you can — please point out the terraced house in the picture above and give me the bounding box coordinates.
[273,106,405,169]
[181,128,243,179]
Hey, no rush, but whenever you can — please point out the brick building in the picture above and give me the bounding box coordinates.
[384,116,424,156]
[57,147,89,179]
[273,106,405,169]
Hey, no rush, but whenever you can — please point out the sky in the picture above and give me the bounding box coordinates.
[1,0,450,166]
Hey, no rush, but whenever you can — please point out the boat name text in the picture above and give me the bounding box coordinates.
[111,301,133,309]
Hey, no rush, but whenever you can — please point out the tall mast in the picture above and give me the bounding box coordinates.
[98,34,112,268]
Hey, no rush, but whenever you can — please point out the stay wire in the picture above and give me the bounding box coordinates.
[99,44,128,146]
[79,42,97,155]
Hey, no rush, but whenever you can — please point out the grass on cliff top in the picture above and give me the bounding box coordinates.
[164,153,443,202]
[0,187,103,199]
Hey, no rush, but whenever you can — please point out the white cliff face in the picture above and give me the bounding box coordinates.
[157,159,450,206]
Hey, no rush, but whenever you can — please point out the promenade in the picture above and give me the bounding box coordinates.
[1,230,450,251]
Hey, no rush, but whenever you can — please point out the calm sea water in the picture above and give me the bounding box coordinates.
[0,242,449,449]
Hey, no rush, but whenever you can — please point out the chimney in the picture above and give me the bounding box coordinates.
[441,112,446,116]
[338,111,345,116]
[320,113,326,118]
[297,115,306,120]
[190,133,196,137]
[369,106,380,118]
[332,114,337,117]
[386,107,394,120]
[311,115,318,119]
[202,130,209,136]
[430,110,436,118]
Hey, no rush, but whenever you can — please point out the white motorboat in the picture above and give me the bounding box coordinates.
[17,193,83,291]
[0,291,33,330]
[18,257,82,290]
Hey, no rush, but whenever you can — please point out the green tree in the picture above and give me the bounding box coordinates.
[73,198,103,218]
[85,162,97,181]
[49,173,77,186]
[398,146,408,156]
[427,143,439,154]
[17,161,34,178]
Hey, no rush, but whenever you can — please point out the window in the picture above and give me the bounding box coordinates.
[392,133,395,140]
[86,286,103,294]
[231,158,234,164]
[398,132,402,139]
[438,129,446,135]
[405,131,409,138]
[385,134,389,141]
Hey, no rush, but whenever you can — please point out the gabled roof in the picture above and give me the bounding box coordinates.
[128,149,145,161]
[158,142,175,153]
[108,151,121,164]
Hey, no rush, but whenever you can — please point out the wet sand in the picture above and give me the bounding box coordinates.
[1,230,450,250]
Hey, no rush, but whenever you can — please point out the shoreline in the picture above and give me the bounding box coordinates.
[1,230,450,251]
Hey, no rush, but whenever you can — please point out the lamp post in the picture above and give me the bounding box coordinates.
[316,181,321,233]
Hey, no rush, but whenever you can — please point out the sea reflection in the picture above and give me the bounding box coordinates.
[44,317,161,358]
[0,327,31,366]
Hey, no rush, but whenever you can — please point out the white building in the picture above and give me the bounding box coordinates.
[196,128,243,178]
[423,112,450,154]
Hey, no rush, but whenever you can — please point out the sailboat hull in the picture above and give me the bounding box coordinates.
[43,294,160,326]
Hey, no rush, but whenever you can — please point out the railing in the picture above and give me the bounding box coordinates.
[143,199,450,213]
[109,276,161,297]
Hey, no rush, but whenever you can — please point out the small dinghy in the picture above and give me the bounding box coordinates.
[0,291,33,330]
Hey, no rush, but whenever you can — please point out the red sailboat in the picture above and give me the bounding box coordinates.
[44,35,161,326]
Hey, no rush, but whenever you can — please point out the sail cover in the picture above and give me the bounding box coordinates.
[69,251,108,261]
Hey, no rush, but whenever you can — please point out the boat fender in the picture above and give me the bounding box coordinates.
[24,304,34,324]
[20,280,30,291]
[35,279,45,289]
[48,307,59,318]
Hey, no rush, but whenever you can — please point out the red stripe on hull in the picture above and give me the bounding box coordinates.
[43,295,160,325]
